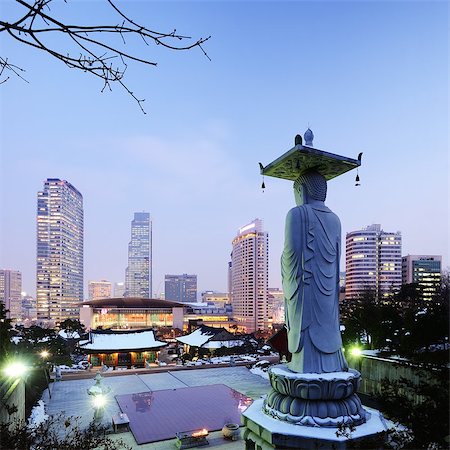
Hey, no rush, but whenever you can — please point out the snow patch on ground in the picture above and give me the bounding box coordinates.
[28,400,48,429]
[250,367,270,380]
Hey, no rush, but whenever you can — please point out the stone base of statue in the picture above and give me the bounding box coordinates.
[242,365,389,449]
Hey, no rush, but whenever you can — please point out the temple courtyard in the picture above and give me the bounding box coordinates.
[41,366,271,448]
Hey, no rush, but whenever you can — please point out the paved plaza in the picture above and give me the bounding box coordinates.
[42,366,271,449]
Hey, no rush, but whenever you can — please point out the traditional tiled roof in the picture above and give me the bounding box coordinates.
[78,328,167,353]
[176,325,243,348]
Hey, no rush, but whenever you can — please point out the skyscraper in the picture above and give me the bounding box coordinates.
[37,179,83,323]
[125,212,151,298]
[345,224,402,299]
[402,255,442,300]
[113,281,125,298]
[0,269,22,320]
[165,274,197,303]
[230,218,270,332]
[88,280,112,301]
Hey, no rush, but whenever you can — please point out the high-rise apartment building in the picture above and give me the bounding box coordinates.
[230,218,270,332]
[88,280,112,301]
[125,212,152,298]
[402,255,442,300]
[37,179,83,323]
[0,269,22,320]
[165,274,197,303]
[113,281,125,298]
[345,224,402,299]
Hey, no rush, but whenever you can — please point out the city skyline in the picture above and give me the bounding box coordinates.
[0,1,448,298]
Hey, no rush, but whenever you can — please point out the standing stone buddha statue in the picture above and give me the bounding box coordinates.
[282,169,347,373]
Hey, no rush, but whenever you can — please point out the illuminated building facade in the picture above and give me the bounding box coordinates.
[0,269,22,320]
[230,218,270,332]
[88,280,112,300]
[79,297,237,332]
[37,179,83,323]
[345,224,402,299]
[201,291,230,308]
[268,287,284,324]
[125,212,151,298]
[80,297,185,331]
[165,274,197,303]
[402,255,442,300]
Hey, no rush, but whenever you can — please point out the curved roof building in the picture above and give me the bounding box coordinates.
[80,297,186,331]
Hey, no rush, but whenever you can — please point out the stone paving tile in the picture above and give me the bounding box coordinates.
[137,372,188,391]
[43,373,150,429]
[169,367,270,400]
[42,367,269,447]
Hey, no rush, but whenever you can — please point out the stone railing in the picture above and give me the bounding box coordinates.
[346,353,446,405]
[0,376,26,428]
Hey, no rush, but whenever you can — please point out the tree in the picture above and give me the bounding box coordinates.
[0,302,13,360]
[0,413,132,449]
[13,325,72,366]
[340,289,398,349]
[59,318,85,339]
[0,0,210,112]
[377,368,449,449]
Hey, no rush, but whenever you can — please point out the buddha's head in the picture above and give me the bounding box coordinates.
[293,170,327,206]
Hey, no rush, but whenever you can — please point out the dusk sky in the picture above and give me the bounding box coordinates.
[0,1,448,298]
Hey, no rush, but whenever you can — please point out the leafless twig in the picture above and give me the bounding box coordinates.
[0,0,211,113]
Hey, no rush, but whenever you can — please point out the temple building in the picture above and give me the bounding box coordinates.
[79,328,166,368]
[176,325,244,354]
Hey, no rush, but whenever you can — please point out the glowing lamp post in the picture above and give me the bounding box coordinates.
[2,361,29,424]
[349,345,363,371]
[40,350,50,360]
[87,372,111,421]
[3,361,28,378]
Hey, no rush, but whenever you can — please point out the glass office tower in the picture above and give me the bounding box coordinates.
[37,179,83,323]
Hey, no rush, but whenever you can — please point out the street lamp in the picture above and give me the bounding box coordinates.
[350,346,362,357]
[3,361,28,378]
[39,350,52,399]
[40,350,50,359]
[87,372,111,421]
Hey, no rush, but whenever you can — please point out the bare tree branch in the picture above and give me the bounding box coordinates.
[0,0,211,113]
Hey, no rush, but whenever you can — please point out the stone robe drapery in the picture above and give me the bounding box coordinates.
[282,204,347,373]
